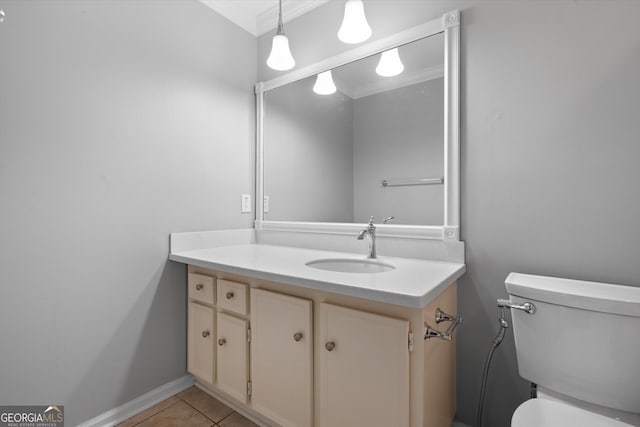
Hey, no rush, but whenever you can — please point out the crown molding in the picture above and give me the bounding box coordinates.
[199,0,329,37]
[278,64,444,101]
[350,64,444,99]
[257,0,330,36]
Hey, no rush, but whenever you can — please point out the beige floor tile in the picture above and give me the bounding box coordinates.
[116,396,180,427]
[136,401,213,427]
[178,386,234,422]
[218,412,259,427]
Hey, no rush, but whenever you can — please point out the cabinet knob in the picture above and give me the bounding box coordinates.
[202,330,210,338]
[195,284,204,291]
[225,292,234,300]
[293,332,303,342]
[325,341,336,351]
[218,338,227,346]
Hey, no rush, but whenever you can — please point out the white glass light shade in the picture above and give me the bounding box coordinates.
[313,71,337,95]
[376,48,404,77]
[337,0,371,44]
[267,34,295,71]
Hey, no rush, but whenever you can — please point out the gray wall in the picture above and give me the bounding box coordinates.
[353,78,444,225]
[264,77,354,222]
[258,1,640,426]
[0,1,255,425]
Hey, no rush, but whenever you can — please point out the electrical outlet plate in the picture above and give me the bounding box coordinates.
[241,194,251,213]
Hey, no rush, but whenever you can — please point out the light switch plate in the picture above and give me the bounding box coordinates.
[241,194,251,213]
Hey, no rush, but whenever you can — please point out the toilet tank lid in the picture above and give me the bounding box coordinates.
[505,273,640,317]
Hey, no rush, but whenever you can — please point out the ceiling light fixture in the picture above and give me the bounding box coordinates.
[337,0,371,44]
[376,48,404,77]
[313,71,337,95]
[267,0,295,71]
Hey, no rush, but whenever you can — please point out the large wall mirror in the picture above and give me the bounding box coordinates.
[256,10,460,241]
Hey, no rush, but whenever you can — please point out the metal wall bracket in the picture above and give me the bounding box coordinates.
[435,307,454,323]
[424,307,463,340]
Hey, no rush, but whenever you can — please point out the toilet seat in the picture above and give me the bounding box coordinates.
[512,398,635,427]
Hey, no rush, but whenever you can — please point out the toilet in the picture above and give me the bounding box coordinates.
[505,273,640,427]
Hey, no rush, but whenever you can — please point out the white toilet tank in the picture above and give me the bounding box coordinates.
[505,273,640,414]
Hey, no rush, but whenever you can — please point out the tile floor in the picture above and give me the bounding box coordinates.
[117,386,259,427]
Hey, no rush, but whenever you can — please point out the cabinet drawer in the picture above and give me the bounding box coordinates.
[189,273,215,305]
[217,279,248,315]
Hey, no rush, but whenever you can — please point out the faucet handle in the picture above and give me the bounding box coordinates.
[368,216,375,226]
[382,216,395,224]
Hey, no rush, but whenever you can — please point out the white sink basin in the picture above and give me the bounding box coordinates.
[305,258,396,274]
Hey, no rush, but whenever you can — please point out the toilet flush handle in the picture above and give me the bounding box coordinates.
[497,299,536,314]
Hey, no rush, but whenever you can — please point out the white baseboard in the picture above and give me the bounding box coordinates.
[77,375,194,427]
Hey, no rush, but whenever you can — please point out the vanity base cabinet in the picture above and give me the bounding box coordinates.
[185,265,458,427]
[250,288,313,427]
[188,302,215,385]
[318,303,410,427]
[216,312,249,403]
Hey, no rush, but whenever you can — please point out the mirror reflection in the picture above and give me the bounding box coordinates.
[264,32,444,226]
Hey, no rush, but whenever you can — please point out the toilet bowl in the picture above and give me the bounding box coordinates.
[512,398,634,427]
[504,273,640,427]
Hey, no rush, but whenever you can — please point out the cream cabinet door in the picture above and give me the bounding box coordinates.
[250,289,313,427]
[318,303,410,427]
[188,302,214,384]
[217,312,248,403]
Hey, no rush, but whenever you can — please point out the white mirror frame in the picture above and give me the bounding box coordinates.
[255,10,460,241]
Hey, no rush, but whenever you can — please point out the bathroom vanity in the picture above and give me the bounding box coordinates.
[169,8,463,427]
[170,240,465,427]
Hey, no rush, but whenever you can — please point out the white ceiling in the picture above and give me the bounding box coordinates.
[199,0,330,36]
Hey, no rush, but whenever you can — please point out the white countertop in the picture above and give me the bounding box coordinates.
[170,244,465,308]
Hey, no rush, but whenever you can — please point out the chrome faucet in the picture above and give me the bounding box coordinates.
[357,216,394,259]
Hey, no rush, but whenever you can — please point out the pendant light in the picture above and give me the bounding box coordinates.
[376,48,404,77]
[267,0,295,71]
[337,0,371,44]
[313,71,337,95]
